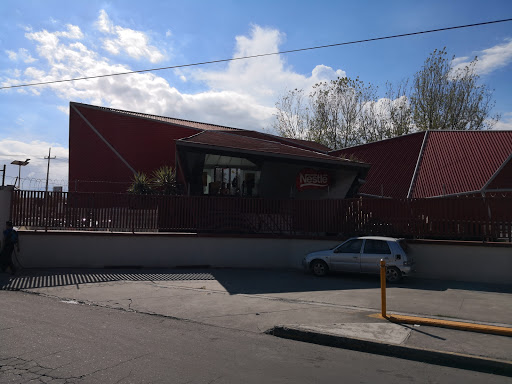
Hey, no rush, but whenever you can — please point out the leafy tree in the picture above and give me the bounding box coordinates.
[271,48,500,149]
[383,80,413,137]
[152,166,178,195]
[272,88,312,141]
[410,48,499,131]
[311,77,378,148]
[273,77,380,149]
[127,172,152,195]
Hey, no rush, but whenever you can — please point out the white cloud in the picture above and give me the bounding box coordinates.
[56,24,84,39]
[4,15,369,151]
[452,38,512,75]
[3,22,349,133]
[96,10,165,63]
[493,113,512,130]
[194,25,345,105]
[166,30,173,38]
[57,105,69,115]
[6,48,36,63]
[0,140,69,189]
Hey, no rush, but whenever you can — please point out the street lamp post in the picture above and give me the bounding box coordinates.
[11,159,30,189]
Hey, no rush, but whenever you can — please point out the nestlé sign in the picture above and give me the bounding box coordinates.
[296,168,330,191]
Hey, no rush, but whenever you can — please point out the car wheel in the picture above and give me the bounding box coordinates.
[386,266,402,283]
[311,260,329,277]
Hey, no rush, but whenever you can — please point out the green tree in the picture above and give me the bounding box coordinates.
[152,166,178,195]
[410,48,499,131]
[271,48,500,149]
[127,172,152,195]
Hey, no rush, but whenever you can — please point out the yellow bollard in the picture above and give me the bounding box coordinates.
[380,259,387,318]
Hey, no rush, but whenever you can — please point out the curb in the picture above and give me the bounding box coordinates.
[377,314,512,337]
[267,326,512,377]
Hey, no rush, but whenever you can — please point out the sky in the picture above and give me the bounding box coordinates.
[1,0,511,190]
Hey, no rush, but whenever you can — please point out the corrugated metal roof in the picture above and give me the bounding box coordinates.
[330,130,512,198]
[412,131,512,198]
[279,137,332,152]
[178,131,368,167]
[228,130,332,153]
[330,132,426,198]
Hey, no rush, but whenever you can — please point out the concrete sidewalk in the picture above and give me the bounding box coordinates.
[1,268,511,375]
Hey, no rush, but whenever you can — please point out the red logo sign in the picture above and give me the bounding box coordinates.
[296,169,330,191]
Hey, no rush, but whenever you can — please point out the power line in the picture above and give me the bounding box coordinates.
[2,18,511,90]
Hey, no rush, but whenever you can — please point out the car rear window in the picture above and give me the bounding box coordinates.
[363,240,391,254]
[397,240,408,253]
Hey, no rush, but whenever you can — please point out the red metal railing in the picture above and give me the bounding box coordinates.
[9,190,512,241]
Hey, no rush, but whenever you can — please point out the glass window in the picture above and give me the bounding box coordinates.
[336,239,363,253]
[363,240,391,254]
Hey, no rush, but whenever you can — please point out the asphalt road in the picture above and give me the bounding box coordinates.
[1,290,510,384]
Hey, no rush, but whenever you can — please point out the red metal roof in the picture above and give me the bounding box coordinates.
[228,130,332,153]
[278,137,332,153]
[331,130,512,198]
[412,131,512,198]
[178,131,368,167]
[330,132,426,198]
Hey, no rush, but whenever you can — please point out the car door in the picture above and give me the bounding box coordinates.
[360,239,392,273]
[330,239,363,272]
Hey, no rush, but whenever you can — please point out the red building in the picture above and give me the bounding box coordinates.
[69,102,369,198]
[330,130,512,198]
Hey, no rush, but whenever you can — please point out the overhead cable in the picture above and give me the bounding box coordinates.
[1,18,511,90]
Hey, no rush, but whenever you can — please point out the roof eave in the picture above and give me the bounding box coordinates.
[176,140,370,169]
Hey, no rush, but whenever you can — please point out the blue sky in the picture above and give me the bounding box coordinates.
[1,0,511,189]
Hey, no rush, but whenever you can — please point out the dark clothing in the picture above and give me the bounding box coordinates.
[0,244,14,272]
[0,228,18,273]
[3,228,18,247]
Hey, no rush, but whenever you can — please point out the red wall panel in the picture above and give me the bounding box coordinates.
[330,132,425,198]
[487,157,512,190]
[69,104,198,192]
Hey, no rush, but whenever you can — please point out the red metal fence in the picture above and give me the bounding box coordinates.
[9,190,512,241]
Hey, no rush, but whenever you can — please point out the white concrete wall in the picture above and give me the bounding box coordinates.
[18,232,339,269]
[0,186,14,228]
[407,242,512,284]
[15,232,512,285]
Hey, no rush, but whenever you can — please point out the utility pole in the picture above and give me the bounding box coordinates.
[45,148,56,193]
[1,164,5,187]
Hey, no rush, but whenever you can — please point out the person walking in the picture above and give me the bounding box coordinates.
[0,221,19,274]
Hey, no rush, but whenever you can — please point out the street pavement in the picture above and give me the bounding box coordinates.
[2,289,509,384]
[1,268,512,376]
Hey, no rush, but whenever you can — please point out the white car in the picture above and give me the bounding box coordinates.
[303,236,414,282]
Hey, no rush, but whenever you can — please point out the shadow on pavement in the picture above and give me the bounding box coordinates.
[1,268,511,295]
[0,269,216,291]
